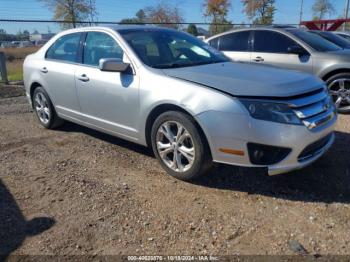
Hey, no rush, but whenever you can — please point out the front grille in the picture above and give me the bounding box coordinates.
[298,133,333,162]
[286,87,336,130]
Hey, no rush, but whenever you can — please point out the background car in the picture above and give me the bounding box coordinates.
[334,31,350,41]
[309,30,350,49]
[206,27,350,113]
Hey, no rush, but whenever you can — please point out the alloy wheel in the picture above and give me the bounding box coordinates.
[156,121,195,173]
[328,78,350,111]
[34,92,51,124]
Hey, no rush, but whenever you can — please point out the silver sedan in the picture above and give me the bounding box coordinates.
[23,26,336,180]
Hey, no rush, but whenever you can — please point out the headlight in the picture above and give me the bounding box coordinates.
[240,99,302,125]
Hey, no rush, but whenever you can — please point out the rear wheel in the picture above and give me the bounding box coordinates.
[33,86,63,129]
[326,73,350,113]
[151,111,213,181]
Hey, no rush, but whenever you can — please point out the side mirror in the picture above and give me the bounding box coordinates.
[99,58,130,72]
[287,45,307,56]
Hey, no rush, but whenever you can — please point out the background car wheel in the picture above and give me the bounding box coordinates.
[326,73,350,114]
[32,86,64,129]
[151,111,213,181]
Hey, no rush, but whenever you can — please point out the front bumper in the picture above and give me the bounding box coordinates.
[196,110,337,176]
[267,132,334,175]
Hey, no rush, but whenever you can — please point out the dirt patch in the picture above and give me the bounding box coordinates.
[0,84,25,99]
[0,87,349,256]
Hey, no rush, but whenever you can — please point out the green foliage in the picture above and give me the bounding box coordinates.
[120,9,146,24]
[203,0,232,35]
[187,24,198,36]
[312,0,335,20]
[120,3,184,29]
[39,0,97,29]
[0,30,34,42]
[241,0,276,25]
[209,19,233,36]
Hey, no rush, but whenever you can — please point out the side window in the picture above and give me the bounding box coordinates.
[208,38,219,49]
[219,31,250,52]
[254,31,297,53]
[46,33,81,62]
[83,32,124,66]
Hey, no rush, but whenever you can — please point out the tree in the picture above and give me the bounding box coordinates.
[120,9,146,24]
[241,0,276,25]
[120,3,184,29]
[312,0,335,20]
[135,9,146,23]
[187,24,199,36]
[203,0,233,35]
[16,30,30,40]
[143,2,184,29]
[39,0,97,29]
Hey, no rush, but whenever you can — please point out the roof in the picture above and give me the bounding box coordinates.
[206,26,303,41]
[104,24,177,32]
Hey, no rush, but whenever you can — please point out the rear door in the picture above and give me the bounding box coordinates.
[218,31,252,62]
[251,30,313,73]
[43,33,82,113]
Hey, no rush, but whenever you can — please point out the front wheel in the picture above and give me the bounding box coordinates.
[326,73,350,113]
[151,111,213,181]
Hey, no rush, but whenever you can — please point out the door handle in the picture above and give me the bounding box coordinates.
[77,74,89,82]
[41,67,48,73]
[253,56,264,62]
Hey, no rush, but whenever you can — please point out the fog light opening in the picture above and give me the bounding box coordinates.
[247,143,291,165]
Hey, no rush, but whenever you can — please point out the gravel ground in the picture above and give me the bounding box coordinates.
[0,85,350,257]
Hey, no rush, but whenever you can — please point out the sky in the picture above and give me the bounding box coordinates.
[0,0,348,34]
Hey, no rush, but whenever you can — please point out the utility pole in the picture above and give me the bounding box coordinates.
[299,0,304,27]
[344,0,350,31]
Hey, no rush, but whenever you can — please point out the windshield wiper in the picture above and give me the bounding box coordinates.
[153,63,184,69]
[154,60,225,69]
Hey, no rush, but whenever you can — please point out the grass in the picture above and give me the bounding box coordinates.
[1,47,39,82]
[2,47,39,61]
[6,60,23,81]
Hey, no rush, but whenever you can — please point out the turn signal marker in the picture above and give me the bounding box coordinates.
[219,148,245,156]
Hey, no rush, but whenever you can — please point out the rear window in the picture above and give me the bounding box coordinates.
[219,31,250,52]
[46,33,81,62]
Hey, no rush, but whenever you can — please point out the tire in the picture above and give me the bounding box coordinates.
[32,86,64,129]
[325,73,350,114]
[151,111,213,181]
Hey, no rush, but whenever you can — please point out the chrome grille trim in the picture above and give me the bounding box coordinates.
[286,89,329,108]
[287,88,336,130]
[302,110,335,130]
[293,97,332,119]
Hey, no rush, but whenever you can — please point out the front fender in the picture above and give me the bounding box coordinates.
[136,67,247,145]
[317,64,350,80]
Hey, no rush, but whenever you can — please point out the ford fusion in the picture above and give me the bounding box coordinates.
[23,26,337,181]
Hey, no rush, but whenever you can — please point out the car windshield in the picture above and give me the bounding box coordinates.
[118,28,229,69]
[311,31,350,49]
[288,29,342,52]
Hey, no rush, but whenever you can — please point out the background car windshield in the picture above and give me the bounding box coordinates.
[118,29,229,68]
[314,31,350,49]
[288,30,342,52]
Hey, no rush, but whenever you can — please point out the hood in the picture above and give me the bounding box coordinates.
[162,62,324,97]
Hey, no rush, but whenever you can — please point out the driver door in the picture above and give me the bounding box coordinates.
[75,31,139,139]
